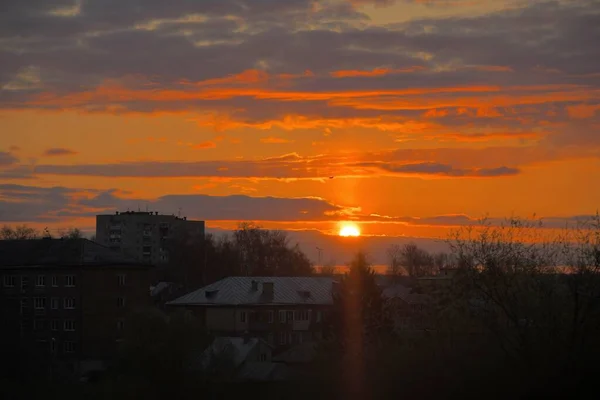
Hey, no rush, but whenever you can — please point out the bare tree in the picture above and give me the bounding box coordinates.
[57,228,83,239]
[446,216,600,371]
[388,243,436,278]
[0,225,39,240]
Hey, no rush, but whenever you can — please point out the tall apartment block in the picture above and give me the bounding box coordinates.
[95,211,205,265]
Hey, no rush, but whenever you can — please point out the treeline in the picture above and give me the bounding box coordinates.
[314,216,600,399]
[0,225,84,240]
[387,242,453,278]
[159,222,313,290]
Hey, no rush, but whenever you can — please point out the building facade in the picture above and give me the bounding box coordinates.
[96,211,205,265]
[167,277,335,349]
[0,239,153,374]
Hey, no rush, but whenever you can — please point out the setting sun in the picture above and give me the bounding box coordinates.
[339,223,361,237]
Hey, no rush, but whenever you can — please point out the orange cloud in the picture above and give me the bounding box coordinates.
[191,141,216,149]
[330,66,425,78]
[260,136,295,144]
[566,103,600,119]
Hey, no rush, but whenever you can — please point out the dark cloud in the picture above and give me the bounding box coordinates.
[43,147,78,156]
[0,184,83,222]
[363,162,520,177]
[0,151,18,166]
[80,192,349,221]
[0,184,353,223]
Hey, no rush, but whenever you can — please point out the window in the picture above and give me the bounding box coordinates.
[51,276,58,287]
[51,320,59,331]
[65,275,75,287]
[21,276,29,290]
[295,310,309,321]
[63,341,75,353]
[36,275,45,287]
[64,320,75,331]
[117,297,125,308]
[34,319,46,331]
[20,298,28,313]
[3,275,15,287]
[259,353,267,362]
[50,339,57,353]
[34,297,46,310]
[117,319,125,331]
[20,319,30,332]
[51,297,59,310]
[316,311,322,323]
[268,310,274,324]
[279,331,287,345]
[278,310,286,323]
[117,274,126,286]
[267,333,274,345]
[240,311,246,323]
[286,311,293,322]
[64,298,75,309]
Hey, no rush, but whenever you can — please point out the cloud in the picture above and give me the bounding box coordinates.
[362,162,520,177]
[191,141,217,149]
[0,183,356,223]
[260,136,294,144]
[330,66,425,78]
[0,151,18,166]
[43,147,78,156]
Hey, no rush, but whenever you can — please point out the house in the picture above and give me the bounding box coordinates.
[0,238,154,375]
[167,277,336,349]
[194,336,288,382]
[382,284,431,332]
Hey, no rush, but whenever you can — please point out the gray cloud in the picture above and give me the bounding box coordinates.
[0,151,18,166]
[43,147,78,156]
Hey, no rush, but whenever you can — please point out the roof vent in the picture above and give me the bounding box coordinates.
[205,290,219,299]
[251,280,259,291]
[299,290,311,299]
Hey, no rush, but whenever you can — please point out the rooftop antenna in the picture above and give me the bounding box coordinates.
[178,207,182,218]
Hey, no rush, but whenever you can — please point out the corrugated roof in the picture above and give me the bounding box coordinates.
[383,284,431,305]
[167,276,336,306]
[0,238,145,267]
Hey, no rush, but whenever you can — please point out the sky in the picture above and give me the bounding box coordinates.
[0,0,599,265]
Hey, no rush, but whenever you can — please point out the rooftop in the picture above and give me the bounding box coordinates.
[0,238,148,268]
[167,276,337,306]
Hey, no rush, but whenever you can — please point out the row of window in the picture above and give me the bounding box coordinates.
[3,274,127,288]
[267,331,318,346]
[25,318,125,332]
[31,319,76,331]
[3,275,76,288]
[36,339,76,354]
[239,309,323,324]
[21,296,126,310]
[24,297,76,311]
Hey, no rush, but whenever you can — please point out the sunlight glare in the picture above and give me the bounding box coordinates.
[339,223,361,237]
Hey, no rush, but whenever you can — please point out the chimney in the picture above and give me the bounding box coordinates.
[331,281,340,298]
[116,211,119,215]
[262,282,274,296]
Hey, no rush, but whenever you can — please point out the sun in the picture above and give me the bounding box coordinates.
[339,223,361,237]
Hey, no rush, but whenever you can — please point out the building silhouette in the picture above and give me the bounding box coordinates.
[96,211,205,265]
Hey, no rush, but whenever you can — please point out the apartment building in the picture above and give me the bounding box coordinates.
[167,277,336,349]
[95,211,205,265]
[0,238,153,373]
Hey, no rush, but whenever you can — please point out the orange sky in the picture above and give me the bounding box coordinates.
[0,0,599,261]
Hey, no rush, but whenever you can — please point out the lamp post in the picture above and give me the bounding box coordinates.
[316,247,323,269]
